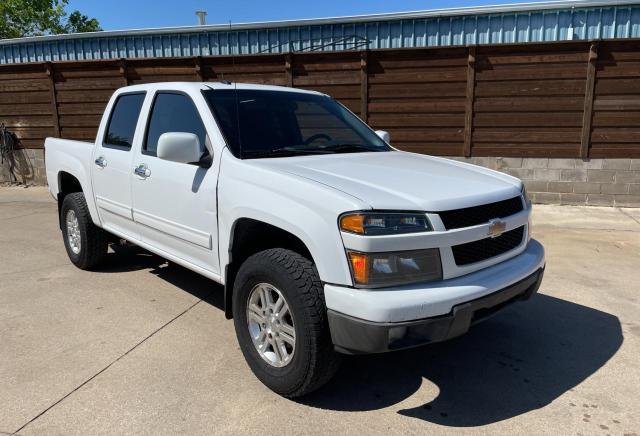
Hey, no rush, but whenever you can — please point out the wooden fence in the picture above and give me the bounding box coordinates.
[0,39,639,158]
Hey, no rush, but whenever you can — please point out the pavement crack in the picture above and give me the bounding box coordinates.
[618,207,640,226]
[12,299,202,434]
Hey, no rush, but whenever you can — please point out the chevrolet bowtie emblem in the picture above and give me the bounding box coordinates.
[487,219,507,238]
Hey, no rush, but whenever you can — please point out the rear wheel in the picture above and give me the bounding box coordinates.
[232,248,341,397]
[61,192,108,270]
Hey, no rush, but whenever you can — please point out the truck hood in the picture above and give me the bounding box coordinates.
[251,151,522,211]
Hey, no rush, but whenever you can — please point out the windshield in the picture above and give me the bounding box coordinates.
[203,89,392,159]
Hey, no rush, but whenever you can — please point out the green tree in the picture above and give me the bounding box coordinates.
[0,0,101,39]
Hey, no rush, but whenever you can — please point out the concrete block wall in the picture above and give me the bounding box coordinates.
[446,157,640,207]
[0,149,46,186]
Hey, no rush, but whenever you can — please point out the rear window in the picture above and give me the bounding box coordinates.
[103,93,146,149]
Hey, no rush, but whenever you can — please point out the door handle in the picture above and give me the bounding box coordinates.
[94,156,107,168]
[134,164,151,179]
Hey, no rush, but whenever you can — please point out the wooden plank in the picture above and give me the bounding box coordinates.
[369,82,466,98]
[54,77,124,91]
[474,112,584,127]
[476,63,589,81]
[592,111,640,126]
[472,145,581,158]
[55,90,114,103]
[463,47,476,157]
[368,68,467,84]
[393,143,465,156]
[473,128,580,143]
[368,113,464,127]
[0,115,53,127]
[390,128,463,142]
[369,99,466,113]
[0,91,51,104]
[580,43,598,159]
[595,78,640,95]
[0,78,50,92]
[59,114,102,128]
[594,96,640,111]
[0,103,51,116]
[46,62,60,137]
[474,96,584,112]
[360,51,368,123]
[475,79,586,97]
[591,128,640,142]
[57,102,107,115]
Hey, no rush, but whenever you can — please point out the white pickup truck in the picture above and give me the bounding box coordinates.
[45,82,545,397]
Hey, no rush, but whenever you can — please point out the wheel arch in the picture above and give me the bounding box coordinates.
[223,217,317,319]
[56,171,84,230]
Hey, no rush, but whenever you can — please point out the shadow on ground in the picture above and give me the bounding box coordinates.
[96,244,623,428]
[301,293,623,427]
[98,243,225,310]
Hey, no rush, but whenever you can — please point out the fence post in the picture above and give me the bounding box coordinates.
[360,50,369,123]
[45,62,60,138]
[463,46,477,158]
[580,43,598,160]
[285,53,294,87]
[119,58,129,86]
[194,56,204,81]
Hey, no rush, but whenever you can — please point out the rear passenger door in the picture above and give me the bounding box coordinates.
[91,92,145,240]
[130,91,220,275]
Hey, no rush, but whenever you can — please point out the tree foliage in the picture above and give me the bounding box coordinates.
[0,0,101,39]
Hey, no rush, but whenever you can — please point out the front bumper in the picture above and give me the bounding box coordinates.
[329,267,543,354]
[325,239,545,354]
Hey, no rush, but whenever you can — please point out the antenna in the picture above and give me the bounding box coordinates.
[229,20,236,77]
[229,20,241,158]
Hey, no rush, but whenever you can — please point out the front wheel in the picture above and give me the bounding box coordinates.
[232,248,341,397]
[60,192,108,270]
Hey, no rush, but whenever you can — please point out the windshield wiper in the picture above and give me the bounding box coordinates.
[318,143,382,153]
[243,146,331,159]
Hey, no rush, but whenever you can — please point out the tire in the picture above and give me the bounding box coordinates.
[232,248,341,397]
[60,192,108,270]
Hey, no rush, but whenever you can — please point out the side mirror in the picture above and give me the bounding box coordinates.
[157,132,202,164]
[375,130,390,143]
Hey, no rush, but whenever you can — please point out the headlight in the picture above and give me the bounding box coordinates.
[347,249,442,287]
[521,184,532,208]
[340,212,432,235]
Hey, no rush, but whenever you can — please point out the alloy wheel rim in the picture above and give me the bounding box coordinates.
[246,283,296,368]
[66,209,81,255]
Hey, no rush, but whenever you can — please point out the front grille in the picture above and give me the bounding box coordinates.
[438,196,523,230]
[452,226,525,266]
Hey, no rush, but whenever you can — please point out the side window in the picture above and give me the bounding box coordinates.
[103,93,145,149]
[144,93,207,156]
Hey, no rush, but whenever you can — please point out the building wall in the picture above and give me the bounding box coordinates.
[1,1,640,63]
[1,40,639,206]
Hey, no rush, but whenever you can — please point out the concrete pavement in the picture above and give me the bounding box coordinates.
[1,187,639,435]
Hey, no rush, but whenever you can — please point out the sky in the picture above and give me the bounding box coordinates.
[66,0,534,31]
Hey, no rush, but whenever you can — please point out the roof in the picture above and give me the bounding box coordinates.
[1,0,639,64]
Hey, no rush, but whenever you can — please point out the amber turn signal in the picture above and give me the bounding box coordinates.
[340,214,365,234]
[347,251,370,284]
